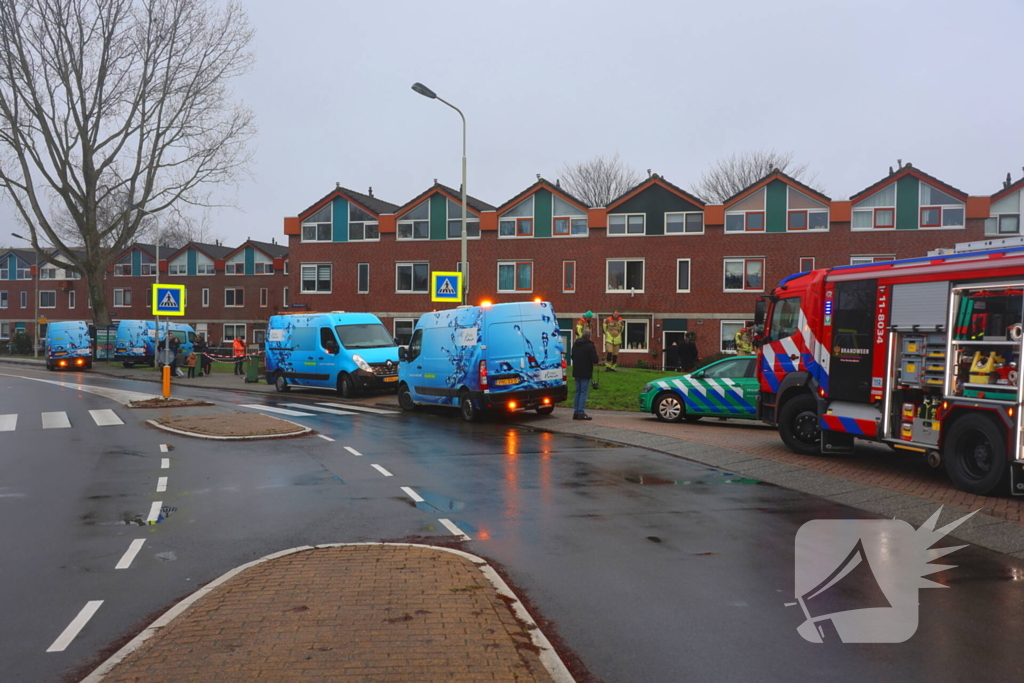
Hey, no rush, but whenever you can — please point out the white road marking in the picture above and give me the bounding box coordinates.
[282,403,356,416]
[316,402,397,415]
[371,464,393,477]
[0,373,155,404]
[161,458,170,469]
[317,434,335,442]
[145,502,162,524]
[42,412,71,429]
[115,539,146,570]
[438,518,471,541]
[89,409,124,426]
[344,446,362,456]
[401,486,424,502]
[0,414,16,431]
[46,601,103,652]
[156,477,168,493]
[159,444,169,453]
[238,404,316,417]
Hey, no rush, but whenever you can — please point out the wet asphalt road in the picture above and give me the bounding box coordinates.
[2,366,1024,682]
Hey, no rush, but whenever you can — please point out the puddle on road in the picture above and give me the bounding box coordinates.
[155,551,177,562]
[414,491,467,514]
[624,470,764,486]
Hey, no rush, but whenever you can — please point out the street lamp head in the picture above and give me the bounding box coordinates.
[411,82,437,99]
[11,232,25,241]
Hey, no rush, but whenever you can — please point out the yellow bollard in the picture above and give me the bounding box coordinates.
[162,365,171,399]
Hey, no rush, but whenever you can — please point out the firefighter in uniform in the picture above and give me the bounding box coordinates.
[734,326,754,355]
[603,311,624,370]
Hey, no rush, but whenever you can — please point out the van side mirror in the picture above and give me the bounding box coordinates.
[398,346,407,361]
[325,341,338,354]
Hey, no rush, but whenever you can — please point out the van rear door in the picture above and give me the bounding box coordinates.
[486,306,528,394]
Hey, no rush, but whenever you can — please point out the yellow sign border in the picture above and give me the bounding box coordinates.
[431,271,463,302]
[152,283,186,316]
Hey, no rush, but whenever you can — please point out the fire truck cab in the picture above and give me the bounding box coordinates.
[757,236,1024,496]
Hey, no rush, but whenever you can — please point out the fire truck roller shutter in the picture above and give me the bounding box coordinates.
[890,281,950,331]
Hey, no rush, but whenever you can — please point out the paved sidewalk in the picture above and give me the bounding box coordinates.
[87,545,565,683]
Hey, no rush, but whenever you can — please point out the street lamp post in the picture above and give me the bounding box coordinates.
[11,232,41,358]
[412,82,468,305]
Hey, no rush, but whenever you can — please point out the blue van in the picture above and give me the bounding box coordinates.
[114,320,197,367]
[265,312,400,397]
[397,301,567,421]
[45,320,93,371]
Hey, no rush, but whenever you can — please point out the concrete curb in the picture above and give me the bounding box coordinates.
[146,418,312,441]
[81,543,575,683]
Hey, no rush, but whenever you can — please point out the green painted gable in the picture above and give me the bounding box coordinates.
[132,249,142,273]
[896,175,920,230]
[332,197,349,242]
[612,184,702,236]
[765,180,787,233]
[187,248,197,276]
[244,246,255,275]
[429,194,447,241]
[534,189,553,238]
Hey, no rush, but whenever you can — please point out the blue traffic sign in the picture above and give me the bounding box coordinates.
[431,271,463,302]
[152,284,186,316]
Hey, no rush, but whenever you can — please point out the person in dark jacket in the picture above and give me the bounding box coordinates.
[665,341,681,371]
[679,333,699,372]
[571,328,600,420]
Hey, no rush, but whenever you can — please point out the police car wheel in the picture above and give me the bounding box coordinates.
[654,392,683,423]
[274,371,290,392]
[459,391,480,422]
[398,384,417,411]
[337,372,356,399]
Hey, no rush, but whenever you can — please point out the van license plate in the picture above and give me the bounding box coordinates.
[496,378,520,386]
[383,376,398,382]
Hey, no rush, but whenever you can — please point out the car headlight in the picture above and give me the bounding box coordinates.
[352,354,372,372]
[642,383,655,394]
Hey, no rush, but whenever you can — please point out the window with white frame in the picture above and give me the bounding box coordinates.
[852,183,896,229]
[15,258,30,279]
[349,203,379,241]
[676,259,691,292]
[397,201,430,240]
[224,288,244,307]
[282,286,289,308]
[799,257,815,272]
[114,288,131,307]
[393,319,415,346]
[986,191,1020,236]
[0,291,6,308]
[0,263,7,279]
[665,211,704,235]
[446,198,481,239]
[39,266,57,279]
[140,262,156,276]
[68,290,75,308]
[919,184,965,228]
[20,291,27,308]
[725,189,766,232]
[499,196,534,237]
[787,186,829,231]
[224,323,246,342]
[357,263,369,294]
[850,255,895,266]
[721,320,755,353]
[301,264,332,293]
[113,252,132,276]
[168,255,188,275]
[196,252,215,275]
[724,258,764,291]
[260,288,268,307]
[396,262,429,293]
[64,268,80,279]
[39,291,55,308]
[622,320,649,352]
[606,259,645,292]
[301,204,332,242]
[0,322,8,339]
[202,288,210,307]
[497,261,533,292]
[283,260,289,275]
[607,213,645,236]
[552,195,588,236]
[225,251,246,274]
[254,254,274,274]
[563,261,576,293]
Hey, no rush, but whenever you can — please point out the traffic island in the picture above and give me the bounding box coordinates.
[148,412,312,440]
[127,397,215,409]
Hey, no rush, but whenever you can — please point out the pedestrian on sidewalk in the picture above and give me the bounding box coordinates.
[169,335,184,377]
[603,311,624,371]
[233,336,246,375]
[185,350,197,378]
[571,328,599,421]
[665,341,681,372]
[680,332,699,372]
[195,335,211,377]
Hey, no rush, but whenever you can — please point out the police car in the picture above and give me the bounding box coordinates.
[638,355,759,422]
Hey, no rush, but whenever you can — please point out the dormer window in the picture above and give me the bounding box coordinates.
[397,202,430,240]
[500,196,534,237]
[552,195,588,236]
[986,191,1020,236]
[919,184,964,228]
[852,184,896,229]
[787,186,828,231]
[301,205,332,242]
[348,203,379,241]
[446,198,480,238]
[725,189,766,232]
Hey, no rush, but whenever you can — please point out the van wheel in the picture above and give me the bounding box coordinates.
[337,372,356,399]
[779,394,821,456]
[654,392,684,423]
[536,405,555,416]
[274,371,291,393]
[398,384,417,411]
[944,414,1008,495]
[459,390,480,422]
[122,362,134,368]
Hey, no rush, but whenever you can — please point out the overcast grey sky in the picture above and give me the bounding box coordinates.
[31,0,1024,247]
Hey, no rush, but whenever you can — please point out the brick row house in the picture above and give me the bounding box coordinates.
[0,239,289,348]
[281,165,1024,363]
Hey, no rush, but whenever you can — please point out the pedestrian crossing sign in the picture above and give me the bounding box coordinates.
[431,271,463,302]
[152,284,186,316]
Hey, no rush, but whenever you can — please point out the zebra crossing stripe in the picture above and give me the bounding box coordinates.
[0,414,16,432]
[42,412,71,429]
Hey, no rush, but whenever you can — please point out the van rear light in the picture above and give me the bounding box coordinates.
[479,359,487,390]
[561,353,567,381]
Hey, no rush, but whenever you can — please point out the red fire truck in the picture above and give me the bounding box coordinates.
[756,236,1024,496]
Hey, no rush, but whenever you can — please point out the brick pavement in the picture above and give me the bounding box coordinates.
[91,545,560,683]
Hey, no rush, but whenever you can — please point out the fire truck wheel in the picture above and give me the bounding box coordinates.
[779,394,821,456]
[944,414,1008,495]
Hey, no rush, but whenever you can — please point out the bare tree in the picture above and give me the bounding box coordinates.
[136,208,219,250]
[558,153,642,207]
[691,150,825,204]
[0,0,256,325]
